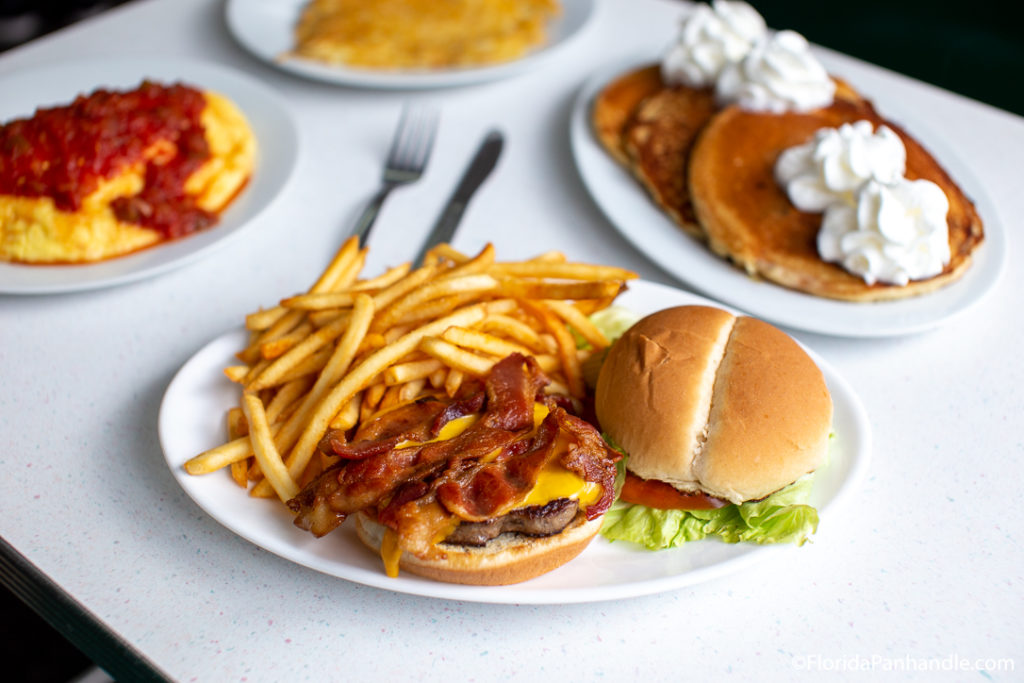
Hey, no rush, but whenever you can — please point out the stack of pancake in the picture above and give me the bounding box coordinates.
[592,64,985,302]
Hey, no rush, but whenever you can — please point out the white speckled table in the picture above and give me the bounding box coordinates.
[1,0,1021,680]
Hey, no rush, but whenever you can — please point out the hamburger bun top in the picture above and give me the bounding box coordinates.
[595,306,832,504]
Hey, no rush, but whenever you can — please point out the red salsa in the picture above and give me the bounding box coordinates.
[0,81,215,238]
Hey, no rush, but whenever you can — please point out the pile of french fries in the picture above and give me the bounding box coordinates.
[184,238,637,507]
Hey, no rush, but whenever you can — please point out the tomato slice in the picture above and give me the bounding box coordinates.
[619,472,727,510]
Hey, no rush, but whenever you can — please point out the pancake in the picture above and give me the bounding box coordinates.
[591,64,664,164]
[591,64,715,237]
[0,87,255,264]
[687,96,984,301]
[623,85,717,237]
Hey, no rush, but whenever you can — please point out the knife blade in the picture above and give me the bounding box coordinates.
[414,129,504,264]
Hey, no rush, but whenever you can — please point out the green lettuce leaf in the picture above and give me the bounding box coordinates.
[589,306,641,343]
[599,474,819,549]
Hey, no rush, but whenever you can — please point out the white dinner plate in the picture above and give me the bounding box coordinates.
[225,0,596,89]
[569,58,1007,337]
[0,57,298,295]
[159,280,871,604]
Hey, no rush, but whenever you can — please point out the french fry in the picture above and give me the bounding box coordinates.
[422,243,471,265]
[226,406,247,440]
[428,366,448,389]
[265,376,315,424]
[349,263,412,292]
[440,326,533,360]
[444,367,465,397]
[493,277,624,301]
[388,291,483,327]
[437,243,495,279]
[371,264,439,311]
[245,306,288,332]
[479,314,549,352]
[259,322,315,360]
[385,358,445,386]
[420,337,497,377]
[397,377,427,403]
[521,300,586,399]
[329,392,362,430]
[280,291,357,311]
[230,459,249,488]
[224,365,249,383]
[488,261,637,281]
[242,393,299,503]
[184,435,253,475]
[274,346,333,386]
[307,310,346,329]
[247,313,351,391]
[372,273,498,333]
[528,250,566,263]
[309,236,361,294]
[543,299,610,350]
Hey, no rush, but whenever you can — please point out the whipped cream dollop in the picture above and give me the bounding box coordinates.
[715,30,835,113]
[660,2,833,113]
[775,120,906,212]
[817,178,951,286]
[661,0,767,88]
[775,119,951,285]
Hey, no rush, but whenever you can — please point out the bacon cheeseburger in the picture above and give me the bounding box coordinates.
[595,306,832,549]
[288,354,619,585]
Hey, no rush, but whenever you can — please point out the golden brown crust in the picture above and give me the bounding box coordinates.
[354,512,602,586]
[595,305,734,490]
[697,316,833,502]
[624,85,717,236]
[687,98,984,301]
[595,305,832,504]
[591,64,664,164]
[591,64,714,238]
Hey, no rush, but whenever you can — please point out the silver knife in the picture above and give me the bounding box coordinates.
[414,129,504,264]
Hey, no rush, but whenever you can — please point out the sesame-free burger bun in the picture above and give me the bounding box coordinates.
[354,511,603,586]
[595,306,832,504]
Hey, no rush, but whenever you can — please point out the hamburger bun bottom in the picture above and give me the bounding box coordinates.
[354,511,603,586]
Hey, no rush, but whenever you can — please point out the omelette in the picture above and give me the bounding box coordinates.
[0,81,255,264]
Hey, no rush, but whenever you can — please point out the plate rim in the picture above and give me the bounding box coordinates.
[569,56,1007,338]
[158,280,872,604]
[0,55,299,295]
[224,0,597,89]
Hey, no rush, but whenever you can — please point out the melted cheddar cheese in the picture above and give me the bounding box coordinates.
[380,401,602,573]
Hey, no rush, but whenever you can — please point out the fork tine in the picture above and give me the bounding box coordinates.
[413,108,439,170]
[350,104,439,244]
[390,105,438,175]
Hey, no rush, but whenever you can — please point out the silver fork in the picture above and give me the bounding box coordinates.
[350,104,439,245]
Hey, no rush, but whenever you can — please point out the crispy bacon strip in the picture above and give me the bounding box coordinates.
[288,354,548,536]
[381,406,617,557]
[288,353,618,550]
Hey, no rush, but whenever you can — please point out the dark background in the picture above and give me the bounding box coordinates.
[0,1,1020,682]
[754,0,1023,116]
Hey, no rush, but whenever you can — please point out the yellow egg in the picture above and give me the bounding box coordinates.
[0,88,256,264]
